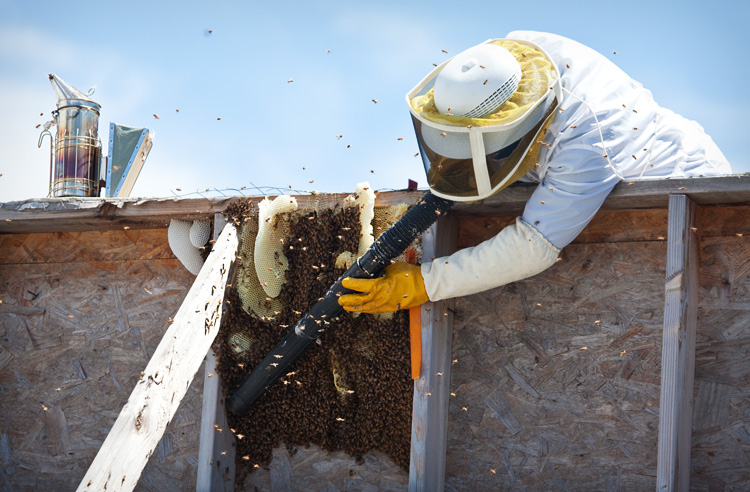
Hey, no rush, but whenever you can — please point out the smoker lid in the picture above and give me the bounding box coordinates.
[48,74,101,112]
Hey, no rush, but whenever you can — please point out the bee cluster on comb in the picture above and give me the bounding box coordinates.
[216,199,413,481]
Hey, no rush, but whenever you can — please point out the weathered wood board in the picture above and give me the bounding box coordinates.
[0,229,202,491]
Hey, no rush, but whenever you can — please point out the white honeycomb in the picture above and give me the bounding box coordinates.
[168,219,205,275]
[236,215,283,319]
[255,195,298,298]
[189,220,211,248]
[335,182,375,270]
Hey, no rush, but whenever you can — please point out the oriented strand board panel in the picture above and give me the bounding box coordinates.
[0,229,202,491]
[240,444,408,491]
[692,233,750,489]
[445,240,667,491]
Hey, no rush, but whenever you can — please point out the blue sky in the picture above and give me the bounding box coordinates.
[0,0,747,202]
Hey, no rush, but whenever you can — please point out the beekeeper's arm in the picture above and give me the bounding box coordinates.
[339,148,619,312]
[423,149,619,301]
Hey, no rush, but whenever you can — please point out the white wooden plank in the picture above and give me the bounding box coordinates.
[75,222,238,492]
[657,194,699,491]
[196,215,235,492]
[409,214,458,492]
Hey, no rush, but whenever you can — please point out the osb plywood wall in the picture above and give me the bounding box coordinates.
[0,229,201,492]
[445,205,750,491]
[446,239,667,491]
[693,234,750,490]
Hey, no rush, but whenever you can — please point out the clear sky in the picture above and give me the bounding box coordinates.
[1,0,747,202]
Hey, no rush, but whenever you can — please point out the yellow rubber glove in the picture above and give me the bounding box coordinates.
[339,262,429,314]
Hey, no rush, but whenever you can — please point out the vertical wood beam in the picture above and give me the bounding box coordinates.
[657,195,699,491]
[75,222,238,492]
[196,214,236,491]
[409,214,458,492]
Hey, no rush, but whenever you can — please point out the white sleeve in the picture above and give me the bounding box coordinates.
[522,147,620,249]
[421,147,620,302]
[421,217,560,302]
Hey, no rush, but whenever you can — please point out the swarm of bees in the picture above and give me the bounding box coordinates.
[216,202,413,477]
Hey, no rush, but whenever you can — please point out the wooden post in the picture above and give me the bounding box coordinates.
[409,215,458,492]
[196,214,236,491]
[75,222,238,492]
[657,195,699,491]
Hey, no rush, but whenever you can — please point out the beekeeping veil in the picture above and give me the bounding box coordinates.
[407,39,562,201]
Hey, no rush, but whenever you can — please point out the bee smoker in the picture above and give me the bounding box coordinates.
[40,74,103,197]
[227,191,454,415]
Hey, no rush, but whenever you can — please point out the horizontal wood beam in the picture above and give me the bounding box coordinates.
[75,222,239,492]
[0,191,426,234]
[3,176,750,234]
[452,174,750,217]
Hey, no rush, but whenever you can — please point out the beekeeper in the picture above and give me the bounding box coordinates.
[339,31,731,314]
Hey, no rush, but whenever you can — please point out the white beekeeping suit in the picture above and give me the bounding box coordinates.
[421,31,731,302]
[338,31,731,315]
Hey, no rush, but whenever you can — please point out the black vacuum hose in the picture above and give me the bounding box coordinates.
[227,191,453,415]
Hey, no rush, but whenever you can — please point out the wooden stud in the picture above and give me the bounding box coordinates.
[656,195,699,491]
[409,214,458,492]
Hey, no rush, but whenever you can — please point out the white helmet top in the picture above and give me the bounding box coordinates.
[406,38,562,202]
[433,44,522,119]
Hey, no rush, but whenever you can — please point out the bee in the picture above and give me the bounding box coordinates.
[442,49,448,53]
[372,99,378,104]
[288,79,293,83]
[153,114,159,119]
[483,80,488,85]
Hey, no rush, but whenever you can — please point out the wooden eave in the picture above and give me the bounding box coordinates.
[2,175,749,234]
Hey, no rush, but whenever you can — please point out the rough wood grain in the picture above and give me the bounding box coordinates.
[457,209,669,249]
[74,223,238,492]
[451,174,750,217]
[4,175,750,234]
[657,195,699,492]
[409,214,458,492]
[0,191,426,234]
[196,214,235,492]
